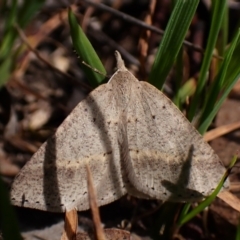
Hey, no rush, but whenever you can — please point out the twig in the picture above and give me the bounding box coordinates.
[81,0,223,60]
[61,209,78,240]
[86,165,106,240]
[204,121,240,142]
[15,24,92,91]
[87,27,139,67]
[138,0,157,75]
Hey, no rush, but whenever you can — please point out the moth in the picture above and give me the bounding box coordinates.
[11,51,228,212]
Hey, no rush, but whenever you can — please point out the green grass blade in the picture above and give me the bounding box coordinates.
[0,0,45,60]
[0,0,46,87]
[224,31,240,85]
[187,0,227,121]
[150,202,182,240]
[216,3,228,57]
[198,29,240,134]
[18,0,45,28]
[148,0,199,90]
[173,47,184,108]
[178,155,237,226]
[68,8,106,88]
[236,219,240,240]
[173,78,196,109]
[0,176,22,240]
[3,0,17,33]
[177,203,191,222]
[0,0,18,60]
[0,58,12,86]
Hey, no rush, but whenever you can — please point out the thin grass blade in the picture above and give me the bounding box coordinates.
[68,8,106,88]
[178,155,237,226]
[149,0,199,90]
[187,0,227,121]
[18,0,45,28]
[0,0,46,87]
[0,0,17,60]
[198,29,240,134]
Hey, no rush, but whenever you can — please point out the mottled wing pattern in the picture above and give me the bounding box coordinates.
[11,83,127,212]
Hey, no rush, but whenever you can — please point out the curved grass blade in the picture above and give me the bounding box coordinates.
[187,0,227,121]
[149,0,199,90]
[224,30,240,85]
[18,0,45,28]
[0,0,46,87]
[198,29,240,134]
[173,47,184,108]
[68,8,106,88]
[177,154,237,226]
[0,0,45,60]
[150,202,182,240]
[216,4,228,57]
[0,0,17,60]
[177,203,191,223]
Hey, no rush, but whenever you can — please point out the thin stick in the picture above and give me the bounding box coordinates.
[204,121,240,142]
[15,24,92,91]
[86,165,106,240]
[81,0,223,60]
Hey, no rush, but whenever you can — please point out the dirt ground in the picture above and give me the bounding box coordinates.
[1,1,240,239]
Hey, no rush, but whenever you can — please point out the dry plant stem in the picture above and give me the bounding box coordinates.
[61,209,78,240]
[171,204,183,238]
[31,6,77,45]
[9,72,71,114]
[203,121,240,142]
[100,0,123,23]
[138,0,157,75]
[8,78,48,102]
[218,191,240,212]
[82,0,123,41]
[11,26,80,114]
[209,49,218,82]
[86,165,106,240]
[228,182,240,192]
[81,0,223,60]
[202,207,210,237]
[15,25,92,91]
[5,136,38,154]
[82,0,101,31]
[13,6,77,79]
[202,0,240,9]
[87,27,139,66]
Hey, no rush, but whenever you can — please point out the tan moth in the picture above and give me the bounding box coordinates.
[10,51,228,212]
